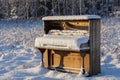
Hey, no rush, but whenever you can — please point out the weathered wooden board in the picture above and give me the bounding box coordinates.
[89,20,101,75]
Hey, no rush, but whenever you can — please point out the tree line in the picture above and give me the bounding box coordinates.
[0,0,119,19]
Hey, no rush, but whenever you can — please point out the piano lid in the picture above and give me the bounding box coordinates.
[42,15,101,21]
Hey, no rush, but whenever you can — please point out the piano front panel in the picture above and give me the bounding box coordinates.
[43,49,90,73]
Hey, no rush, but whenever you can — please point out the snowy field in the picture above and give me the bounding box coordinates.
[0,17,120,80]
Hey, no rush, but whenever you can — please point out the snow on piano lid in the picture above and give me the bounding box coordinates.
[35,35,89,51]
[42,15,101,21]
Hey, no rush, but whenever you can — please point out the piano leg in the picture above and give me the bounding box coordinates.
[41,53,44,67]
[80,50,86,74]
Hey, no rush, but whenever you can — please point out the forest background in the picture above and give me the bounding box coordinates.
[0,0,120,19]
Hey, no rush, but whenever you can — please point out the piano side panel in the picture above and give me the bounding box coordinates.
[89,19,101,75]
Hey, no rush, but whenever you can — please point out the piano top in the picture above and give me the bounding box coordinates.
[42,15,101,21]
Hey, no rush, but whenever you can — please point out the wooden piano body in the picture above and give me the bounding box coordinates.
[35,15,101,75]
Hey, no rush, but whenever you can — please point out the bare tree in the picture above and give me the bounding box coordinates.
[0,0,119,19]
[72,0,74,15]
[52,0,55,15]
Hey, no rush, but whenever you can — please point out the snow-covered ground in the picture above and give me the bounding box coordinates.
[0,17,120,80]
